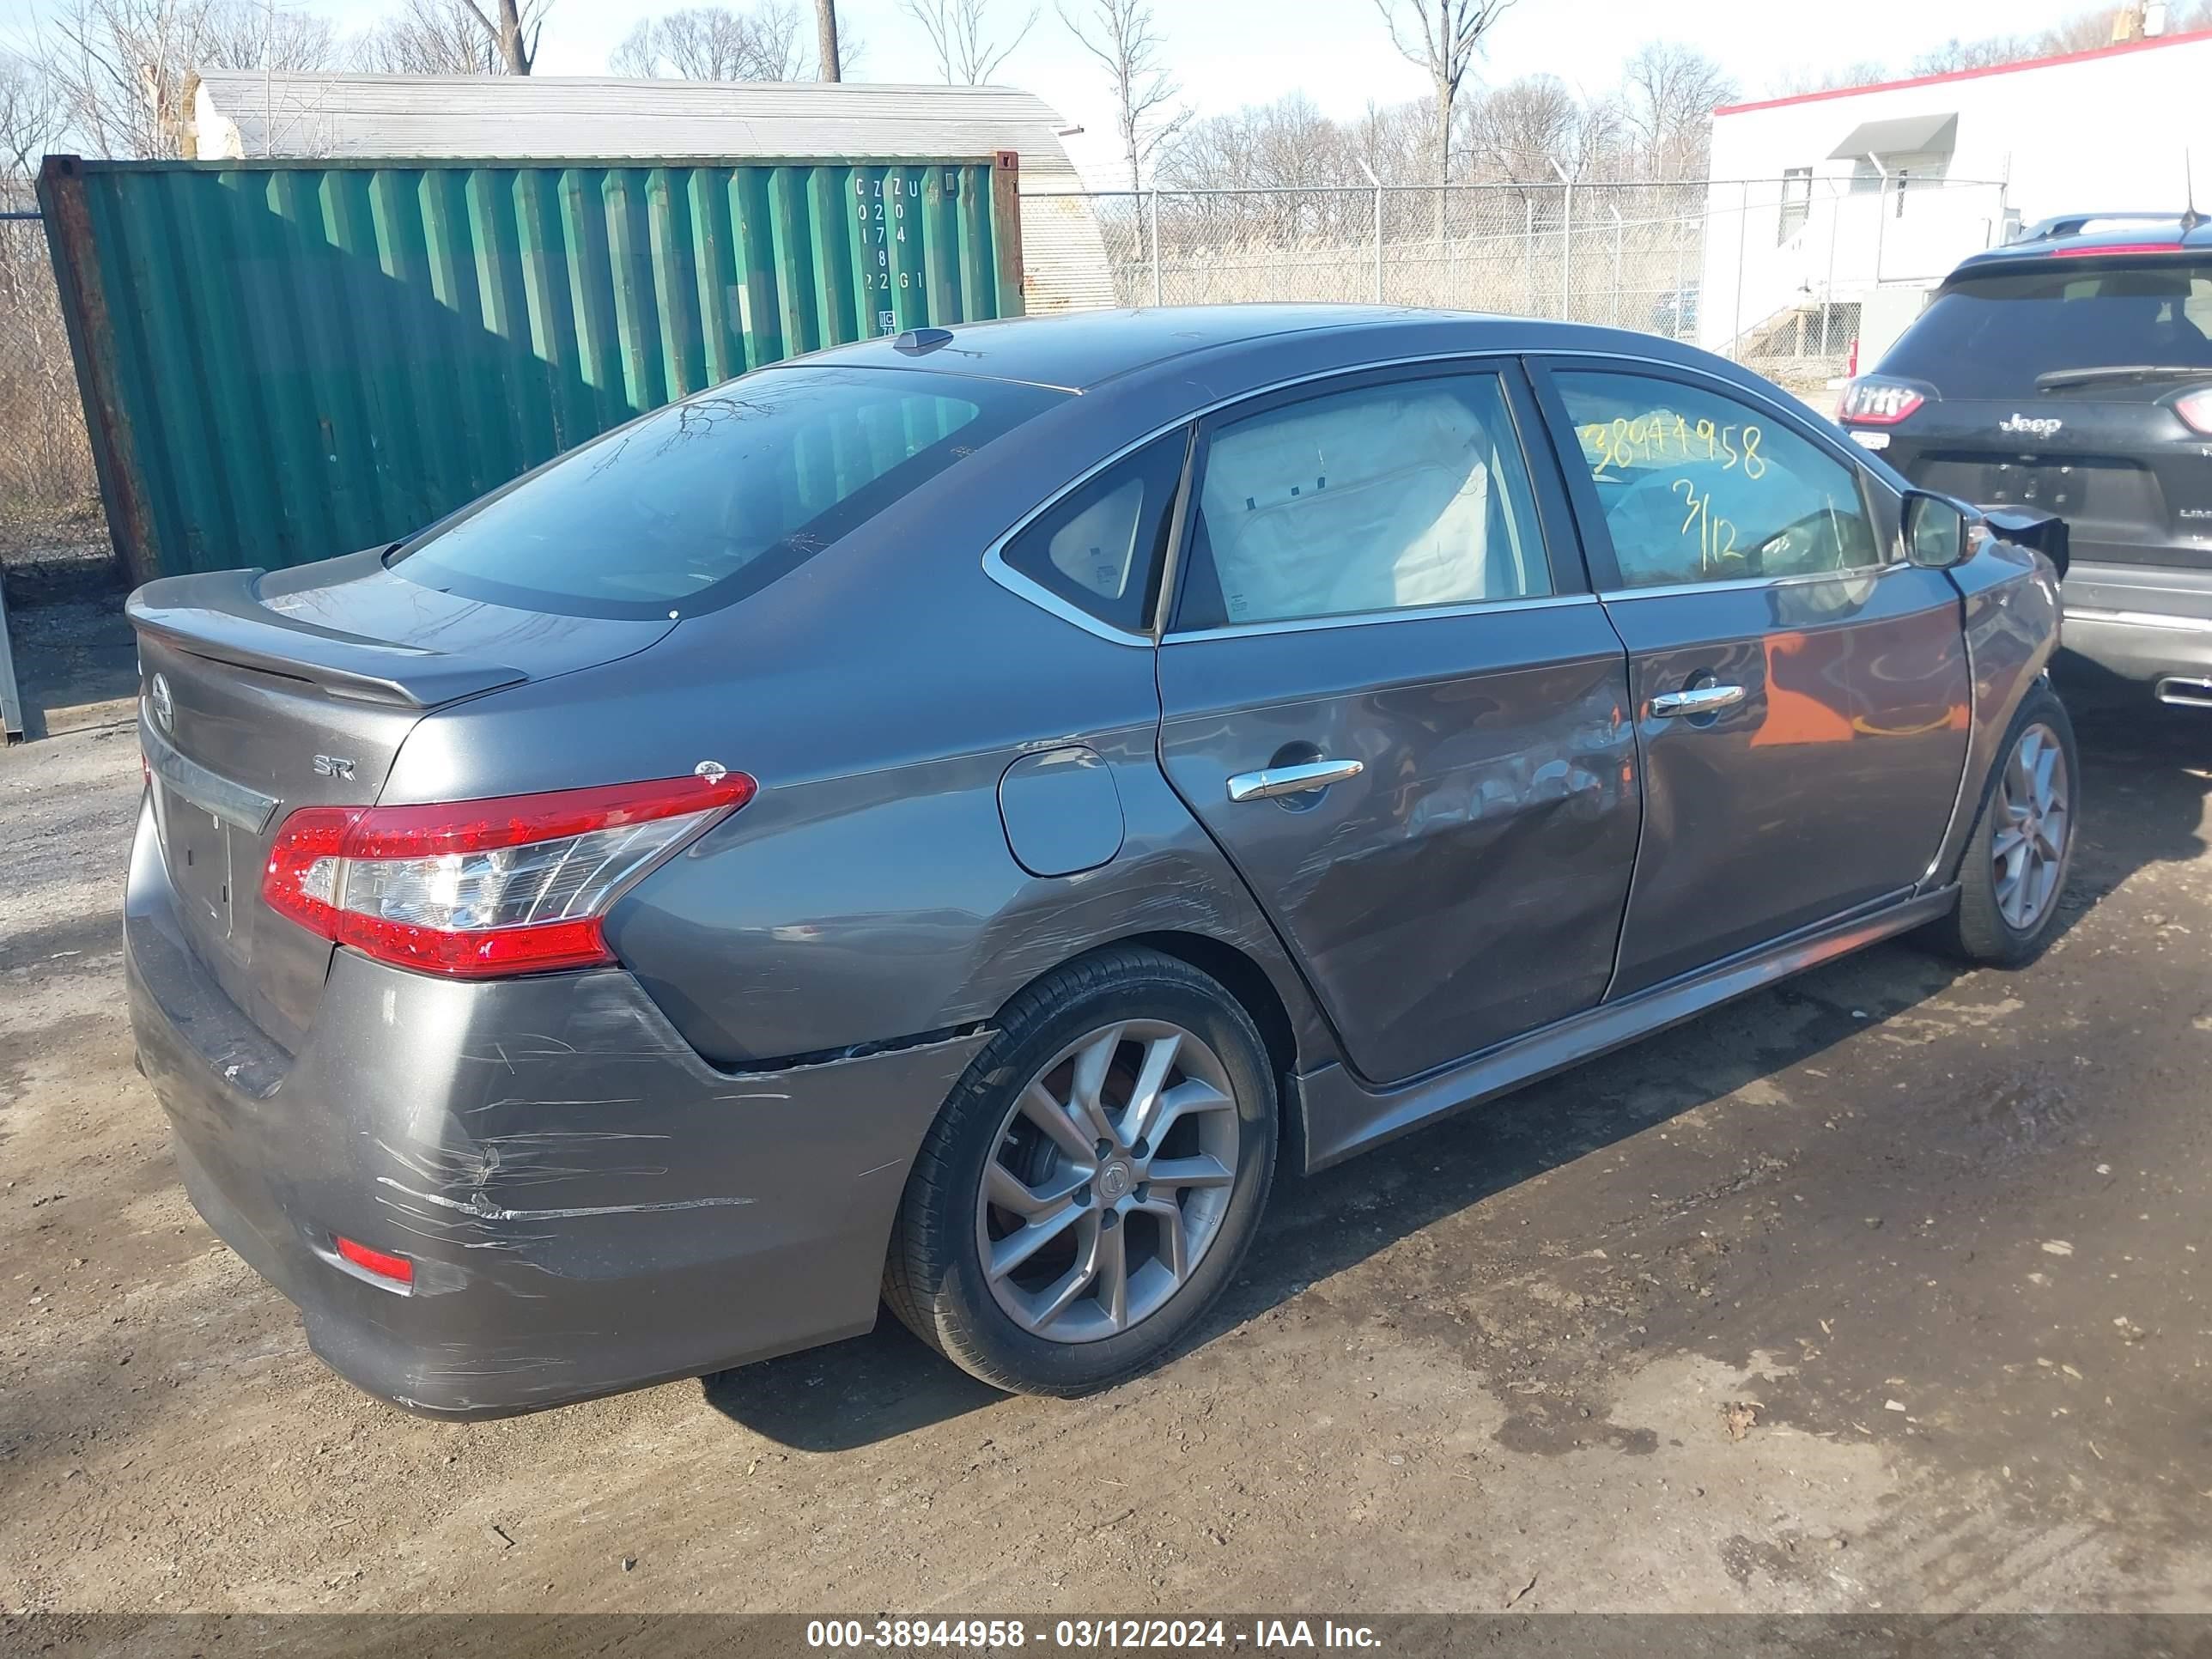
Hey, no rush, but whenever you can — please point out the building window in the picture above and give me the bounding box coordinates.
[1778,167,1812,243]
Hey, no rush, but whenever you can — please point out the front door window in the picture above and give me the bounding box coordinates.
[1553,371,1882,588]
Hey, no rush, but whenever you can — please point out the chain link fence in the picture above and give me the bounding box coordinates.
[1044,173,2013,392]
[0,196,104,568]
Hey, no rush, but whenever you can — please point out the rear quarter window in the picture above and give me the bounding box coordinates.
[1884,260,2212,398]
[395,367,1063,619]
[998,431,1188,635]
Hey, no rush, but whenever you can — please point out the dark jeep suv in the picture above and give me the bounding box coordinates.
[1841,213,2212,708]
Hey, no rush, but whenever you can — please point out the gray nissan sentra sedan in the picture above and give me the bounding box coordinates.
[125,306,2076,1416]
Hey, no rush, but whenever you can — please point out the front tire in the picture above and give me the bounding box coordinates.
[1931,683,2079,966]
[884,948,1279,1396]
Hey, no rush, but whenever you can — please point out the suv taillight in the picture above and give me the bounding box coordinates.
[2174,389,2212,435]
[262,772,755,978]
[1840,378,1926,426]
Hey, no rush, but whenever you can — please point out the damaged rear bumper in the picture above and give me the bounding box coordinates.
[124,798,988,1418]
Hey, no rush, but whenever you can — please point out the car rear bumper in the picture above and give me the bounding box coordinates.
[2059,559,2212,692]
[124,795,989,1418]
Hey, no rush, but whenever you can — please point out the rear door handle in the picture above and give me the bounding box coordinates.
[1650,684,1747,718]
[1226,757,1364,802]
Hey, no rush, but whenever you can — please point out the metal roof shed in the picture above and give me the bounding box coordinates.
[190,72,1114,313]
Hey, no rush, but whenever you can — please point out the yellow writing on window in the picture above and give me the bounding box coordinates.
[1671,477,1742,572]
[1577,412,1768,481]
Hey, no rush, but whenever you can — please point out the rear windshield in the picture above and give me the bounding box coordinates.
[1883,259,2212,398]
[394,366,1063,618]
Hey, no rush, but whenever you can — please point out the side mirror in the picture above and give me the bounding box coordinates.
[1902,490,1973,569]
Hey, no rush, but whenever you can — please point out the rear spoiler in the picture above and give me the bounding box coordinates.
[126,568,527,708]
[1982,507,2071,580]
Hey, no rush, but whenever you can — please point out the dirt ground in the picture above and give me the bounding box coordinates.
[2,626,2209,1618]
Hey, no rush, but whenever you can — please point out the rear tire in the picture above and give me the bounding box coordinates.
[884,947,1278,1396]
[1929,683,2079,966]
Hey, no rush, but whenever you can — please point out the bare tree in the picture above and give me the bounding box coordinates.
[199,4,338,71]
[1347,96,1435,185]
[41,0,211,156]
[355,0,506,73]
[608,3,829,78]
[1059,0,1186,195]
[1371,0,1516,186]
[1618,41,1734,181]
[1160,93,1437,189]
[814,0,840,81]
[2039,5,2128,52]
[1153,106,1258,191]
[1909,4,2153,76]
[1157,90,1483,260]
[356,0,552,74]
[902,0,1036,84]
[0,49,65,180]
[453,0,546,73]
[1911,33,2034,72]
[1462,74,1601,185]
[1160,93,1348,191]
[1764,58,1890,97]
[607,21,657,74]
[36,0,343,158]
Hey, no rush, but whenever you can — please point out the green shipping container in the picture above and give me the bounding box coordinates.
[38,152,1025,585]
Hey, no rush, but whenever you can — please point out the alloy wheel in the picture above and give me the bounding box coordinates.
[975,1020,1242,1343]
[1993,721,2070,932]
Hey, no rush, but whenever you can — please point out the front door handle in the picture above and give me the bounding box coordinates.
[1650,684,1747,718]
[1226,757,1364,802]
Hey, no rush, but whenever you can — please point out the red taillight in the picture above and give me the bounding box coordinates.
[263,771,755,979]
[264,805,354,939]
[2174,389,2212,434]
[1840,379,1926,426]
[334,1235,414,1285]
[2050,242,2185,258]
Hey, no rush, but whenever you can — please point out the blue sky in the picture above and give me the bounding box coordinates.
[12,0,2145,185]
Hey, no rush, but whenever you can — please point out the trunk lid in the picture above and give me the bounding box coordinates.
[130,550,673,1052]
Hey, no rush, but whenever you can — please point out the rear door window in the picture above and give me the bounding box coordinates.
[395,367,1063,619]
[1883,261,2212,398]
[1174,371,1551,631]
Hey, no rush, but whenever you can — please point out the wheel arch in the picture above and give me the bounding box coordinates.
[886,927,1293,1393]
[1120,931,1298,1079]
[986,928,1320,1165]
[1942,668,2058,886]
[1922,541,2063,895]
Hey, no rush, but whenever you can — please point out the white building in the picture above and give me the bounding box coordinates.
[189,72,1114,313]
[1698,24,2212,356]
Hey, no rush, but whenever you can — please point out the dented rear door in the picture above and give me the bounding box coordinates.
[1152,361,1639,1087]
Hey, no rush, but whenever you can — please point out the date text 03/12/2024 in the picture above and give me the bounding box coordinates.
[805,1619,1384,1650]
